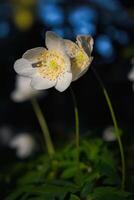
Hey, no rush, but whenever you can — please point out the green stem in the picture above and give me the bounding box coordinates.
[92,68,125,189]
[70,87,80,166]
[31,97,55,156]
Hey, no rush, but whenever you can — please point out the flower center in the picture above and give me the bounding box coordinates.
[49,60,58,69]
[72,50,89,70]
[33,50,66,80]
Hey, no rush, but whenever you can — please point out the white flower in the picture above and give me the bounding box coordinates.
[14,31,72,92]
[128,59,134,81]
[9,133,36,158]
[128,58,134,90]
[64,35,93,81]
[102,126,116,142]
[11,75,42,102]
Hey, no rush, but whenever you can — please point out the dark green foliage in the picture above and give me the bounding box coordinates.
[4,138,133,200]
[90,187,131,200]
[69,194,80,200]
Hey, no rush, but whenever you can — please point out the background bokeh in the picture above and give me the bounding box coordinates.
[0,0,134,128]
[0,0,134,194]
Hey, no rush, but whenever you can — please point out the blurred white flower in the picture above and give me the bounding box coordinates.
[9,133,36,158]
[11,75,42,102]
[102,126,116,142]
[14,31,72,92]
[64,35,93,81]
[0,126,13,145]
[128,58,134,90]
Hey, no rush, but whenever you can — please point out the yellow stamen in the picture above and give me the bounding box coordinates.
[72,50,89,71]
[34,50,65,80]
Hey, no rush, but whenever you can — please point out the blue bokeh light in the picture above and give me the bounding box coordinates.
[38,2,64,26]
[74,21,96,35]
[95,35,114,58]
[68,6,98,27]
[0,21,10,38]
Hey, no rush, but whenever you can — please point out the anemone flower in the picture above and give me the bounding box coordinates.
[11,75,43,102]
[128,58,134,90]
[64,35,93,81]
[14,31,72,92]
[102,126,116,142]
[9,133,36,159]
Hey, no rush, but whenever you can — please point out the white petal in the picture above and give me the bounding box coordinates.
[46,32,71,71]
[102,127,116,142]
[73,57,93,81]
[128,67,134,81]
[11,89,36,102]
[45,31,65,53]
[31,74,56,90]
[22,47,46,63]
[64,54,71,72]
[14,58,37,77]
[11,75,40,102]
[76,35,94,55]
[55,72,72,92]
[10,133,35,158]
[15,75,31,90]
[64,39,79,58]
[11,90,27,102]
[73,66,89,81]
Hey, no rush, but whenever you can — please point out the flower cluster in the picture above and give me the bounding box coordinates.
[14,31,93,92]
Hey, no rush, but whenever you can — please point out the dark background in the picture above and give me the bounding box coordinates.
[0,0,134,164]
[0,0,134,196]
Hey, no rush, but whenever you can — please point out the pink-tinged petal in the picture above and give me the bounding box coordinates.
[55,72,72,92]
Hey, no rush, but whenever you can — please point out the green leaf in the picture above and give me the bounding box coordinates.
[70,194,80,200]
[61,166,77,179]
[31,182,78,200]
[19,170,44,185]
[91,187,131,200]
[81,172,100,198]
[6,185,34,200]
